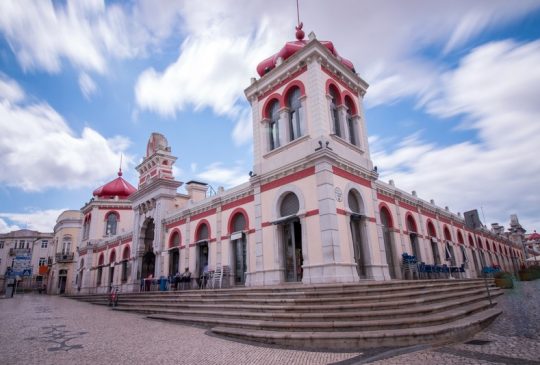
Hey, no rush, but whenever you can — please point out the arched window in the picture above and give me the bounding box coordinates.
[444,226,452,242]
[280,193,299,217]
[457,231,464,245]
[268,100,280,151]
[287,87,303,141]
[169,231,180,248]
[348,190,363,214]
[406,215,417,233]
[427,221,436,238]
[329,85,341,137]
[197,223,209,241]
[83,215,91,240]
[406,214,420,260]
[105,212,118,236]
[345,97,357,146]
[231,213,246,233]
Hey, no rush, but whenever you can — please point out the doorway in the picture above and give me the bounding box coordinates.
[58,269,67,294]
[283,220,303,282]
[198,242,209,277]
[169,249,179,276]
[230,212,247,285]
[141,218,155,279]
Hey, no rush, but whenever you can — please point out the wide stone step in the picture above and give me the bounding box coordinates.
[146,298,494,332]
[111,287,501,314]
[209,307,502,350]
[116,291,500,323]
[104,283,487,305]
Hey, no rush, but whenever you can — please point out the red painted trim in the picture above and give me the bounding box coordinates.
[336,208,347,215]
[261,166,316,192]
[209,238,217,243]
[168,228,181,248]
[258,65,307,102]
[191,209,216,222]
[342,92,358,116]
[121,238,131,245]
[227,207,250,235]
[332,166,371,188]
[457,230,464,245]
[220,235,229,241]
[165,218,186,230]
[150,169,157,177]
[261,93,282,118]
[222,195,254,211]
[399,201,418,213]
[98,207,131,211]
[321,65,358,96]
[109,241,120,249]
[247,228,256,234]
[122,245,130,260]
[439,216,451,224]
[326,80,343,105]
[305,209,319,217]
[189,243,196,248]
[422,210,437,220]
[377,192,394,204]
[262,222,272,228]
[103,210,120,222]
[109,249,116,263]
[405,212,418,233]
[282,80,306,104]
[194,219,212,242]
[443,225,452,241]
[367,217,376,223]
[426,219,437,238]
[378,203,394,228]
[98,253,104,265]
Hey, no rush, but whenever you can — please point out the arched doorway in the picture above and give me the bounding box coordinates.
[380,206,396,279]
[169,231,180,276]
[279,192,303,282]
[78,259,84,291]
[406,214,421,260]
[121,246,130,283]
[348,189,367,278]
[97,254,104,286]
[195,223,210,278]
[141,218,155,279]
[58,269,68,294]
[230,212,247,285]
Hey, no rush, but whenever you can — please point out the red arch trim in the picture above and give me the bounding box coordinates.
[443,225,452,241]
[98,253,104,266]
[325,80,343,105]
[104,210,120,221]
[405,212,417,233]
[426,219,437,237]
[378,203,394,228]
[227,208,250,235]
[168,228,181,248]
[468,234,475,247]
[262,94,282,119]
[109,249,116,263]
[282,80,306,105]
[342,91,358,116]
[122,245,130,260]
[457,230,464,244]
[194,219,212,242]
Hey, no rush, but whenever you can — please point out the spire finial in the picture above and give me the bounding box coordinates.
[295,0,304,41]
[118,153,123,176]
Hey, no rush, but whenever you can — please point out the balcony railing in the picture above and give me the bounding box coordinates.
[55,252,75,263]
[9,248,31,256]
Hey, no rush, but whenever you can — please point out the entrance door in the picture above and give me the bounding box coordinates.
[170,249,179,276]
[58,270,67,294]
[283,220,302,282]
[350,216,366,278]
[141,251,155,279]
[233,237,247,285]
[109,266,114,285]
[198,242,209,277]
[431,240,441,264]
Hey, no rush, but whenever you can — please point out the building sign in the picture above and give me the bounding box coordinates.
[12,254,32,276]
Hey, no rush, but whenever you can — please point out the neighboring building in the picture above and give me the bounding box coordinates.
[0,229,54,291]
[48,210,82,295]
[70,27,525,294]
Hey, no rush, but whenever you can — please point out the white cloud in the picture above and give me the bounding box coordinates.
[0,73,25,103]
[78,72,97,100]
[0,209,66,233]
[0,76,132,191]
[196,162,249,189]
[373,40,540,231]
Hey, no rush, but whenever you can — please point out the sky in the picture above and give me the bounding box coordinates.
[0,0,539,234]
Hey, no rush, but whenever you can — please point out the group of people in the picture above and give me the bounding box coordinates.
[173,267,192,290]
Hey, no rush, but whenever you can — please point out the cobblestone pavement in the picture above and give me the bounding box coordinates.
[366,280,540,365]
[0,293,359,365]
[1,280,539,365]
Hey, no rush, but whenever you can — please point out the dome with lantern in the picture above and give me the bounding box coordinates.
[92,168,137,199]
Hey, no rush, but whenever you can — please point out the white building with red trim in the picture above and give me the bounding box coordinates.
[72,28,526,294]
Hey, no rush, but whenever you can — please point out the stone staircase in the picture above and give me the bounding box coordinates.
[68,279,502,350]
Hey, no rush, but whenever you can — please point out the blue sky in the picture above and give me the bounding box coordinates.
[0,0,539,233]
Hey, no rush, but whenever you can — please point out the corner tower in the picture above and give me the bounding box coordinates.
[246,26,389,286]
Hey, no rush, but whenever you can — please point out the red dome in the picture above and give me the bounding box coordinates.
[528,232,540,241]
[93,169,137,199]
[256,25,355,77]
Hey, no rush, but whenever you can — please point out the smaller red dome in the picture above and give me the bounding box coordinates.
[93,169,137,199]
[528,232,540,241]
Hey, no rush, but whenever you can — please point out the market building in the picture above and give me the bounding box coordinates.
[68,27,526,294]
